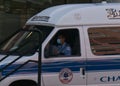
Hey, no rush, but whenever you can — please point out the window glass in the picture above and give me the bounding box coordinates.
[88,27,120,55]
[0,25,53,56]
[44,29,81,58]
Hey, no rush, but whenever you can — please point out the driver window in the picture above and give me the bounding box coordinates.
[44,29,81,58]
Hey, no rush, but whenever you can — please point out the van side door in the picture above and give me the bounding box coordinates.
[42,27,87,86]
[84,26,120,86]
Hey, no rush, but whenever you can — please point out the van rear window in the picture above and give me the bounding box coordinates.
[88,27,120,55]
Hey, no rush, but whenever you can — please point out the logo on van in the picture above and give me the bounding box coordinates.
[106,8,120,19]
[59,68,73,84]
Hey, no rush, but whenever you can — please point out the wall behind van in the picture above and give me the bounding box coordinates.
[0,12,20,43]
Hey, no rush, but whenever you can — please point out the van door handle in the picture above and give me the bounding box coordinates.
[82,68,85,75]
[80,68,85,76]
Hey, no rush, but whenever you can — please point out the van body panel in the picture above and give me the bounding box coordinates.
[1,3,120,86]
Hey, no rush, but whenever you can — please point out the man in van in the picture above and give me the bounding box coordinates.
[55,34,71,56]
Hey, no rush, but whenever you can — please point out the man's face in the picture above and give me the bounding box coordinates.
[58,35,65,44]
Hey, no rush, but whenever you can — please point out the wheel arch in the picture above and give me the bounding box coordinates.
[9,79,37,86]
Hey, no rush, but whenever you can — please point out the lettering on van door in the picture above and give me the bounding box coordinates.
[106,8,120,19]
[100,76,120,82]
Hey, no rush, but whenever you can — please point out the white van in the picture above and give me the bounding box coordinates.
[0,3,120,86]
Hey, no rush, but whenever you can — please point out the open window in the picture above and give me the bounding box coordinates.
[44,29,81,58]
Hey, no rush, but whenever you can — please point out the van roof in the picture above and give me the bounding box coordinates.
[26,3,120,26]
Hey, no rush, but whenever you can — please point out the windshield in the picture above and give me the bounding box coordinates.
[0,25,53,56]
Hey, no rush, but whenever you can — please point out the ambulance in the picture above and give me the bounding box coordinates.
[0,2,120,86]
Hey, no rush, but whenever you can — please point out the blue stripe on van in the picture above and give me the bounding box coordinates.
[1,58,120,76]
